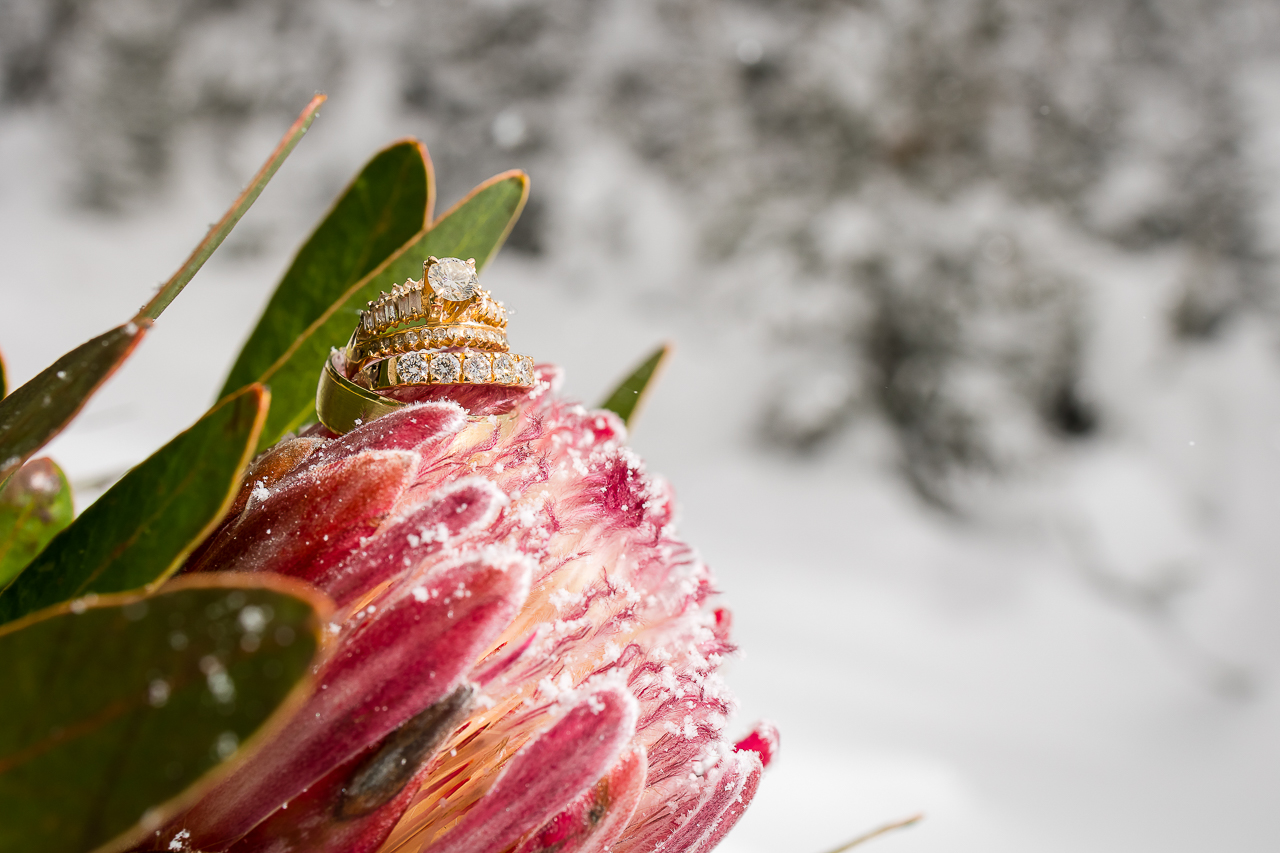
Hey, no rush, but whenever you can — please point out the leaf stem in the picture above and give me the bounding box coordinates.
[819,814,924,853]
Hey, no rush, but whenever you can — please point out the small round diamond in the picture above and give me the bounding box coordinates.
[398,352,428,383]
[493,353,518,384]
[405,330,419,346]
[429,352,461,384]
[427,258,479,302]
[517,356,535,386]
[463,353,492,383]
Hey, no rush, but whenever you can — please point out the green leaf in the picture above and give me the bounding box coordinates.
[599,343,671,427]
[0,458,73,591]
[220,139,433,399]
[138,95,326,322]
[0,574,331,853]
[0,386,269,625]
[252,169,529,448]
[0,323,149,485]
[0,96,324,487]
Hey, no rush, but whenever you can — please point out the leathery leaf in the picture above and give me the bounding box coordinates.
[0,385,269,625]
[599,343,671,428]
[0,574,331,853]
[221,138,433,399]
[0,458,73,591]
[0,323,148,486]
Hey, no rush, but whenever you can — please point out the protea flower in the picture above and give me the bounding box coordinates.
[148,364,776,853]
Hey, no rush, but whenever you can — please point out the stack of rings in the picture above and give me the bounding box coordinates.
[315,256,537,434]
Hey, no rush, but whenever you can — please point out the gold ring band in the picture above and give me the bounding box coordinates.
[357,258,507,339]
[348,323,509,367]
[368,349,534,390]
[316,355,405,435]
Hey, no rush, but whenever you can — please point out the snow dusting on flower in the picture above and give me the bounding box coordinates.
[154,366,773,853]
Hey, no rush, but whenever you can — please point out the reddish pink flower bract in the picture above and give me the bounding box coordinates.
[149,366,775,853]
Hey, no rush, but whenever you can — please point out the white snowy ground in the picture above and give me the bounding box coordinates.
[1,101,1278,853]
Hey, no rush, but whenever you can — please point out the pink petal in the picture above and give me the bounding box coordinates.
[303,403,465,471]
[616,751,762,853]
[733,722,779,769]
[378,384,534,417]
[189,451,416,578]
[512,746,647,853]
[689,755,762,853]
[310,476,507,607]
[224,686,475,853]
[226,436,325,519]
[173,554,531,850]
[426,684,639,853]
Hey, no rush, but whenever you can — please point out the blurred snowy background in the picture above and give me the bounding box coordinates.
[2,0,1279,850]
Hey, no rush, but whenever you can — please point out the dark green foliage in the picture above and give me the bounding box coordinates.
[0,323,149,487]
[0,387,268,625]
[600,344,670,428]
[0,576,327,853]
[221,140,432,400]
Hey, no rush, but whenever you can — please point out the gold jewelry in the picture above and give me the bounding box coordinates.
[315,355,405,435]
[350,257,510,369]
[316,257,539,435]
[367,349,535,389]
[347,322,508,365]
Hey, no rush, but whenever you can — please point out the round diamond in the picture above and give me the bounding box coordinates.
[493,353,518,384]
[398,352,428,383]
[427,258,479,302]
[405,330,419,346]
[517,357,534,386]
[429,353,461,384]
[463,353,492,383]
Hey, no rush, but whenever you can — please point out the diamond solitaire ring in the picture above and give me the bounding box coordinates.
[348,257,510,369]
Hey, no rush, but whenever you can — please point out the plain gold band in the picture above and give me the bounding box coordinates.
[315,355,404,435]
